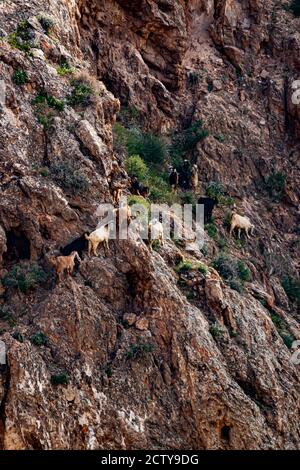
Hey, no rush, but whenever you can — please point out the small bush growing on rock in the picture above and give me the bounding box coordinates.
[32,91,65,111]
[125,155,148,181]
[125,342,155,360]
[8,20,34,54]
[0,306,13,322]
[127,131,167,166]
[210,322,224,339]
[281,276,300,305]
[212,254,251,292]
[57,60,73,76]
[205,222,218,240]
[206,181,224,200]
[32,90,64,129]
[67,78,94,107]
[271,313,295,350]
[12,69,28,86]
[51,162,89,195]
[175,260,193,273]
[148,173,177,204]
[170,120,209,165]
[38,16,55,35]
[30,332,48,347]
[214,134,226,143]
[2,263,47,294]
[236,260,252,282]
[51,372,69,386]
[266,172,287,200]
[12,331,24,343]
[290,0,300,16]
[196,263,208,275]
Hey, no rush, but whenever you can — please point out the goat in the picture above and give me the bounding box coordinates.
[169,168,179,193]
[191,164,199,192]
[49,251,81,283]
[230,212,254,239]
[130,177,150,198]
[60,233,89,259]
[148,218,164,250]
[85,224,110,257]
[198,197,217,225]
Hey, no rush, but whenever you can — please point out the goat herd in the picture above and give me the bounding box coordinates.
[48,162,255,283]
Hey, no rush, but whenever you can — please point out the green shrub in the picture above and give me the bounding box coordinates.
[196,263,208,275]
[51,162,89,195]
[210,322,224,339]
[206,181,224,200]
[281,276,300,305]
[51,372,69,385]
[237,260,252,282]
[8,20,33,54]
[179,190,196,205]
[125,155,148,181]
[266,172,286,200]
[271,313,295,350]
[12,331,24,343]
[229,279,244,293]
[125,342,155,360]
[170,120,209,165]
[38,16,55,35]
[2,263,47,294]
[67,78,94,107]
[215,134,226,143]
[212,255,251,290]
[57,60,73,76]
[290,0,300,16]
[127,131,167,166]
[113,123,130,152]
[32,91,65,111]
[175,261,193,273]
[148,173,177,205]
[32,90,64,129]
[0,306,13,321]
[205,223,218,240]
[30,331,48,346]
[12,69,28,86]
[212,254,237,281]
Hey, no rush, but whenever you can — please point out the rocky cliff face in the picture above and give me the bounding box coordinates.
[0,0,299,450]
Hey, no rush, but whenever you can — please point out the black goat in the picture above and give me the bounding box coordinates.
[60,233,89,259]
[198,197,217,225]
[169,168,179,192]
[130,177,150,198]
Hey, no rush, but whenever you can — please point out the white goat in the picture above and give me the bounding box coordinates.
[148,218,164,250]
[230,213,254,239]
[85,224,110,256]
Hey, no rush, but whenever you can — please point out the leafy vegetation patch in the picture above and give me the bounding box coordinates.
[51,372,69,385]
[271,313,295,350]
[212,254,251,293]
[2,263,47,294]
[12,69,28,86]
[266,172,286,201]
[281,276,300,305]
[125,341,155,360]
[67,78,94,107]
[8,20,34,54]
[30,331,49,346]
[51,162,89,195]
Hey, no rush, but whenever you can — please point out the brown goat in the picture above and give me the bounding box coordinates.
[49,251,81,282]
